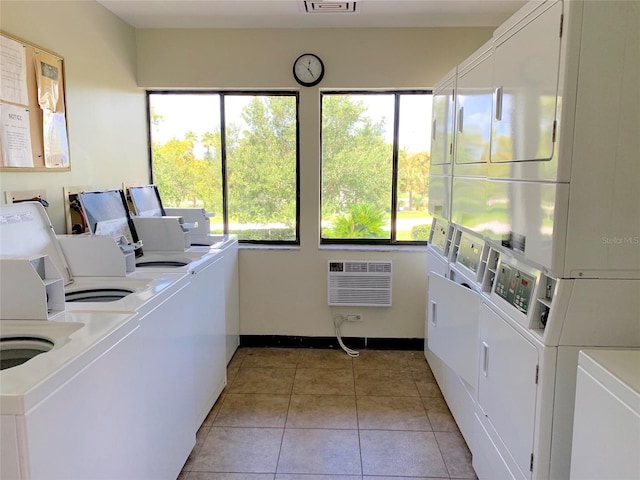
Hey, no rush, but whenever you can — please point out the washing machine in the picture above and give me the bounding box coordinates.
[76,189,234,427]
[127,184,222,247]
[0,201,196,479]
[1,310,143,480]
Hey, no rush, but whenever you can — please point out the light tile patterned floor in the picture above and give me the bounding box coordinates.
[179,347,477,480]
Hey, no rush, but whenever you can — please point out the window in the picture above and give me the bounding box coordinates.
[148,92,299,244]
[321,91,433,244]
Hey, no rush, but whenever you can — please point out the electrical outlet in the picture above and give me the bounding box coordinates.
[347,313,363,322]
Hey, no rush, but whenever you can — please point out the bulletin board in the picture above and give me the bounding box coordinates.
[0,32,70,170]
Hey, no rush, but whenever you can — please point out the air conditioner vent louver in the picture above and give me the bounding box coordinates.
[328,261,392,307]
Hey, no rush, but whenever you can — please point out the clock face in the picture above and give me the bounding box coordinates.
[293,53,324,87]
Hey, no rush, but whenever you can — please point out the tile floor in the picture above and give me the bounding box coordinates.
[179,347,476,480]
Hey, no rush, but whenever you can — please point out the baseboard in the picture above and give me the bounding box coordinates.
[239,335,424,351]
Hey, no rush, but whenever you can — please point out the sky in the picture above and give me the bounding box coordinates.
[149,92,433,155]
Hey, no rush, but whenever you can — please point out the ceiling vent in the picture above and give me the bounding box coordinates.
[304,1,357,13]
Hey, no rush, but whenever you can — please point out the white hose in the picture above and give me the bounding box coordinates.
[333,314,359,358]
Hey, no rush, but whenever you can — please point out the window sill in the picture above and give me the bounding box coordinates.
[319,244,428,253]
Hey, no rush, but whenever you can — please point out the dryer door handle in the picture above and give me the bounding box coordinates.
[482,341,490,377]
[430,300,437,327]
[494,86,503,121]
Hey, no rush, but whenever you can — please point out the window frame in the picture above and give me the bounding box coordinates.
[319,89,433,246]
[146,90,301,246]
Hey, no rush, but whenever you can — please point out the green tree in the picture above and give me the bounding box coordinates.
[321,96,392,218]
[184,131,198,152]
[200,131,219,161]
[398,149,430,211]
[226,96,297,227]
[325,203,386,238]
[152,138,195,207]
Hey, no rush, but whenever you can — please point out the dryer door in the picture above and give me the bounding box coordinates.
[427,272,480,387]
[478,302,538,479]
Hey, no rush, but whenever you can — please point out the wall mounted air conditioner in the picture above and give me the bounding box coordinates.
[328,260,392,307]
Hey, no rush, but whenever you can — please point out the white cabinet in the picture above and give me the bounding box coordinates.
[570,349,640,480]
[430,69,456,176]
[477,303,539,480]
[490,0,562,170]
[454,41,493,177]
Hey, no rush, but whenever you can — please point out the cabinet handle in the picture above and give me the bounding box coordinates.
[430,300,437,326]
[494,86,503,121]
[458,106,464,133]
[482,341,489,377]
[432,119,437,140]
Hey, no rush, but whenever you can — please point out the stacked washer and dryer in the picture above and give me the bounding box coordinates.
[425,1,639,479]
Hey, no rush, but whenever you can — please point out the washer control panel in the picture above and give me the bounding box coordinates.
[495,263,536,314]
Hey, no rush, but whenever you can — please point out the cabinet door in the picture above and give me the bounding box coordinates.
[491,1,563,165]
[431,73,456,174]
[427,272,480,387]
[455,47,493,173]
[478,303,538,479]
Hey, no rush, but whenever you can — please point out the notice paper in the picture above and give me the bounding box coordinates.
[34,50,62,112]
[0,36,29,106]
[43,109,69,167]
[0,103,34,167]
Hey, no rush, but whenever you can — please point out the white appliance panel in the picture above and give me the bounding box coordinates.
[563,1,640,279]
[428,174,452,221]
[136,282,195,479]
[428,272,480,388]
[473,413,518,480]
[25,324,145,480]
[454,41,492,178]
[484,179,569,274]
[570,349,640,480]
[478,303,539,479]
[188,256,227,427]
[431,69,456,176]
[451,177,486,236]
[425,348,477,449]
[0,416,21,479]
[425,248,449,359]
[490,0,563,179]
[222,240,240,364]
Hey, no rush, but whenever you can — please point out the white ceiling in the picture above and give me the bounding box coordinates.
[97,0,528,29]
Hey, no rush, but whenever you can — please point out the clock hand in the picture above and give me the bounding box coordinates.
[305,65,315,78]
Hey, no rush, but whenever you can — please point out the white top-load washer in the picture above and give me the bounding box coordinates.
[0,310,144,480]
[0,201,197,480]
[0,201,189,315]
[127,184,224,248]
[75,189,233,428]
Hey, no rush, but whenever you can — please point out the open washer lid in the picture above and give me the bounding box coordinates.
[0,202,73,285]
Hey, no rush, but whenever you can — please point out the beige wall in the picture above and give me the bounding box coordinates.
[0,2,492,340]
[137,27,492,340]
[0,1,147,232]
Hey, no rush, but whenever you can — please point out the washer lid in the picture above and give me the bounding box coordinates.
[0,202,73,285]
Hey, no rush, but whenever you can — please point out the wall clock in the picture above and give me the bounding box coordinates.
[293,53,325,87]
